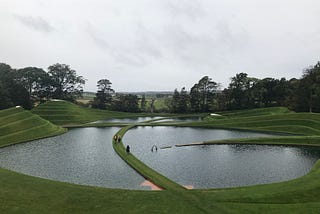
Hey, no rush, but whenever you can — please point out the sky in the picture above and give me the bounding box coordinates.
[0,0,320,92]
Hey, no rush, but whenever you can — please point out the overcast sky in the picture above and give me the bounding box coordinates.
[1,0,319,92]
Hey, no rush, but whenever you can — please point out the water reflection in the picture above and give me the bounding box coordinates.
[90,117,164,124]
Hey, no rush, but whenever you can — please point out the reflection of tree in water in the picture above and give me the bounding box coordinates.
[290,146,320,159]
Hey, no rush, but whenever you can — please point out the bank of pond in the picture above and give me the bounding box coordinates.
[88,116,203,124]
[0,126,319,190]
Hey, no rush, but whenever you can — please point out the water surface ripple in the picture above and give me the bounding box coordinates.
[124,126,320,189]
[0,127,146,190]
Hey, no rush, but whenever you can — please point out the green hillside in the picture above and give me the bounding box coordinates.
[32,100,137,125]
[190,108,320,136]
[0,107,66,147]
[216,107,292,117]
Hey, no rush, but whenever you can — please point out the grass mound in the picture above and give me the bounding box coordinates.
[217,107,292,117]
[199,108,320,135]
[32,100,135,125]
[0,107,66,147]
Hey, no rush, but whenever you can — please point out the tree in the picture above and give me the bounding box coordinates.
[0,63,13,109]
[284,78,300,110]
[15,67,48,104]
[295,62,320,112]
[171,87,189,113]
[140,94,147,112]
[171,89,180,113]
[112,94,140,112]
[216,89,230,111]
[0,63,32,109]
[150,98,155,113]
[190,83,201,112]
[92,79,114,109]
[47,63,85,102]
[250,78,280,107]
[228,73,255,109]
[190,76,218,112]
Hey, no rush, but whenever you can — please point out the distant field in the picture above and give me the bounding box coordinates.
[146,97,170,112]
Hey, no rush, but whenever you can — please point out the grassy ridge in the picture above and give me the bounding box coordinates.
[32,100,139,125]
[216,107,293,117]
[178,110,320,135]
[0,107,66,147]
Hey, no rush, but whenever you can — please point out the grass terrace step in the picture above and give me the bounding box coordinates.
[0,107,66,147]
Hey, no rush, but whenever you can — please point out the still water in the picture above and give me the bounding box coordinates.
[1,126,319,189]
[90,117,164,124]
[124,126,320,189]
[156,117,202,123]
[0,127,147,190]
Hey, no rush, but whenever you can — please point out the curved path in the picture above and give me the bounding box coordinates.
[112,125,186,192]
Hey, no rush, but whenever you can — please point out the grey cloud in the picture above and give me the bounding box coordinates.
[215,20,249,52]
[86,23,162,67]
[164,0,206,21]
[86,24,111,50]
[160,21,249,72]
[134,24,163,59]
[14,15,54,33]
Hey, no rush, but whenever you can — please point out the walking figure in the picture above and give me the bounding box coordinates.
[151,145,158,152]
[126,145,130,153]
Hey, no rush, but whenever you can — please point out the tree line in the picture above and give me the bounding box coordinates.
[0,63,85,109]
[169,62,320,113]
[1,61,320,113]
[0,62,143,112]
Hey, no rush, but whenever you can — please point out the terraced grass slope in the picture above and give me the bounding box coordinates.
[192,107,320,136]
[217,107,293,117]
[0,107,66,147]
[32,100,137,125]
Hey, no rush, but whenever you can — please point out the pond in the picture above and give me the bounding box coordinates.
[89,117,165,124]
[0,127,148,190]
[156,116,202,123]
[124,126,320,189]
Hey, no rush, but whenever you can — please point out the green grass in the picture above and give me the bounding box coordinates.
[185,110,320,136]
[0,107,66,147]
[146,97,169,112]
[216,106,293,117]
[2,104,320,213]
[32,100,146,125]
[0,167,208,214]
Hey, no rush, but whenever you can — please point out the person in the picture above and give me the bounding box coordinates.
[113,135,118,142]
[117,136,121,143]
[126,145,130,153]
